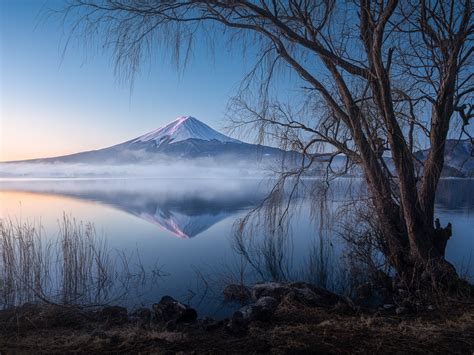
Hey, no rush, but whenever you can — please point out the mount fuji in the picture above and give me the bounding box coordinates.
[132,116,240,145]
[8,116,299,166]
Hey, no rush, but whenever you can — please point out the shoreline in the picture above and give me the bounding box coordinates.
[1,282,473,354]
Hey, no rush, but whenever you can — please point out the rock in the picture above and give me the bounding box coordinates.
[225,295,279,336]
[152,296,197,324]
[254,296,278,319]
[234,296,278,323]
[95,306,129,325]
[223,284,251,302]
[237,304,256,321]
[251,282,346,308]
[290,282,346,307]
[291,287,320,305]
[251,282,290,301]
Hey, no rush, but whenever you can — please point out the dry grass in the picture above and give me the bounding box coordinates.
[0,214,159,309]
[1,302,472,354]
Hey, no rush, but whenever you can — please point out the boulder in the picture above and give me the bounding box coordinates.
[251,282,290,301]
[223,284,251,302]
[288,286,320,305]
[235,296,278,322]
[254,296,278,319]
[152,296,197,324]
[225,295,278,335]
[236,304,256,321]
[289,282,345,306]
[251,282,346,307]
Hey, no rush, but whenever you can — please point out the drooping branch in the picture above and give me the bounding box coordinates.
[62,0,474,283]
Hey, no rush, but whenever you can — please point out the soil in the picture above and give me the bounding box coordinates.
[1,300,473,354]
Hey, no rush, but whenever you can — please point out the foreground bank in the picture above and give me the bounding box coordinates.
[1,282,473,354]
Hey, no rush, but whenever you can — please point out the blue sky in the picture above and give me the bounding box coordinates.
[0,0,262,160]
[1,1,470,161]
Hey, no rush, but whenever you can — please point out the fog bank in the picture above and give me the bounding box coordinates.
[0,159,276,179]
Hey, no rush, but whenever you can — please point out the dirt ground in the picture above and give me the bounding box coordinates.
[1,301,473,354]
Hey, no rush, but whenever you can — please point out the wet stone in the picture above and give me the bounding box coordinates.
[152,296,197,324]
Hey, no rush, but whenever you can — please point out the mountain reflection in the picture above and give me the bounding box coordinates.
[1,178,471,238]
[0,178,266,239]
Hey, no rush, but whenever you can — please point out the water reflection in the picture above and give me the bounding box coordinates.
[0,177,472,314]
[434,178,474,210]
[0,178,267,239]
[1,178,471,238]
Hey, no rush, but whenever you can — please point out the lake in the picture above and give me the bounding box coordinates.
[0,177,472,317]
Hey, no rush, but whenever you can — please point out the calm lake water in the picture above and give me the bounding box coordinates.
[0,177,472,317]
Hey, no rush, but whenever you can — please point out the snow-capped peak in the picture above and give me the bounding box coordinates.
[133,116,240,145]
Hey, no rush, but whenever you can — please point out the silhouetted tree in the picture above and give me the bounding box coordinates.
[64,0,473,290]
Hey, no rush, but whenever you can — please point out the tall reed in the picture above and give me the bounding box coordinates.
[0,214,156,309]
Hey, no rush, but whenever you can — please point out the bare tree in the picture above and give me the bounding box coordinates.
[62,0,473,290]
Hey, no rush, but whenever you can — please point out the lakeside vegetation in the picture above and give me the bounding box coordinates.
[0,215,161,309]
[0,211,472,353]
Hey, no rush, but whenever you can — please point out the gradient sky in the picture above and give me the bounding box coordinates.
[0,0,266,161]
[1,1,471,162]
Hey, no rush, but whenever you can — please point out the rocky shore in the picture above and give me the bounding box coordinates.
[1,282,473,353]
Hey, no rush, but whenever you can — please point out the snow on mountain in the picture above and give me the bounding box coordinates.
[139,209,230,239]
[132,116,240,146]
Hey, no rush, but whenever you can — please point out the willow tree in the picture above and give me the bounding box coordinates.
[64,0,473,289]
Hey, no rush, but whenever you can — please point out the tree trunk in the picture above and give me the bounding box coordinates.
[378,204,458,290]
